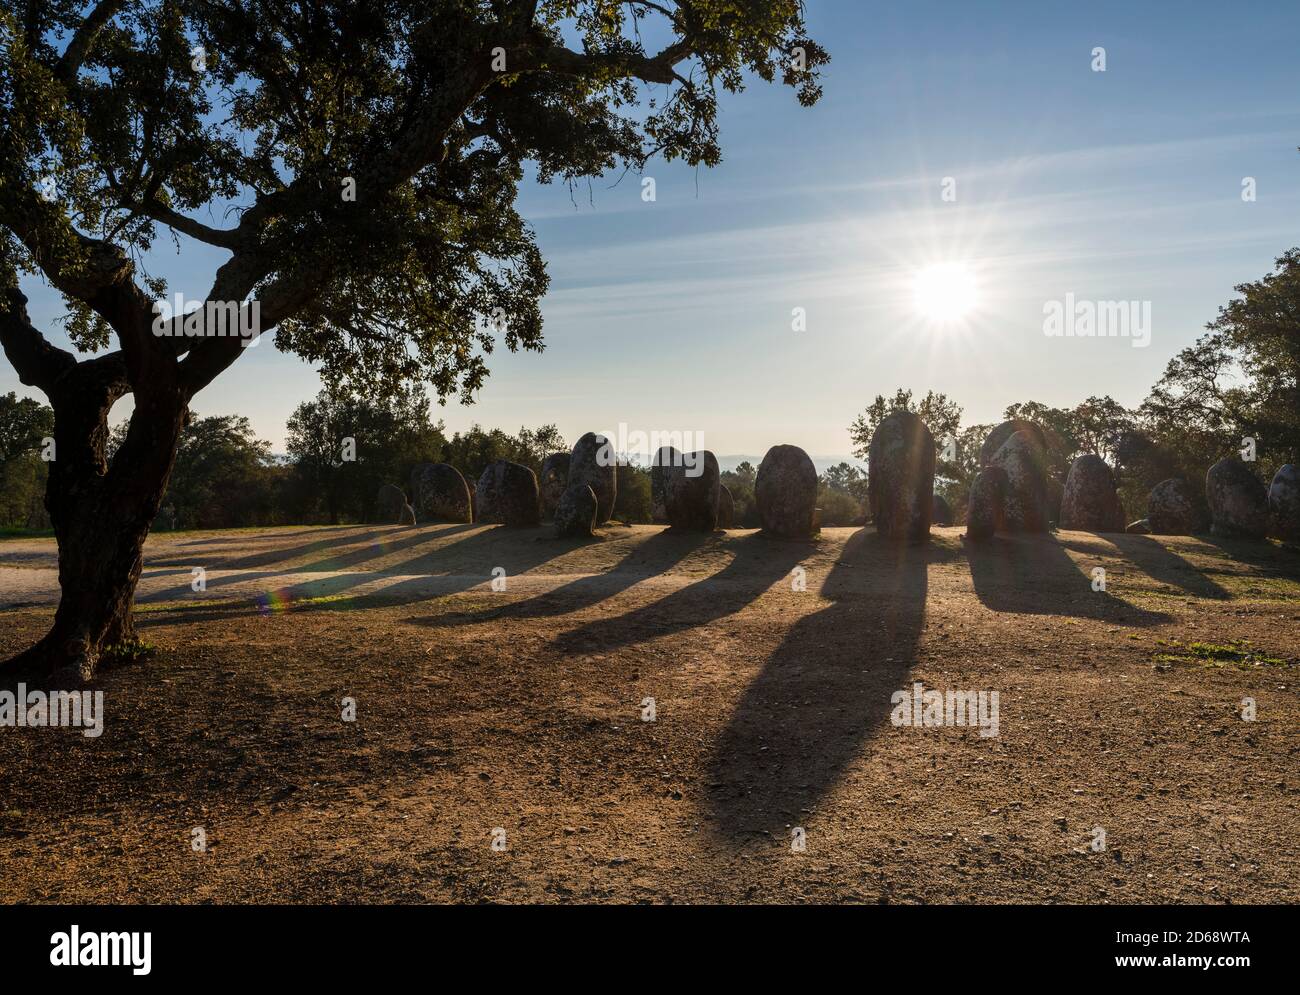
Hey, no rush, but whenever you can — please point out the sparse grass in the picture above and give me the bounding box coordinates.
[101,637,157,665]
[1152,638,1288,669]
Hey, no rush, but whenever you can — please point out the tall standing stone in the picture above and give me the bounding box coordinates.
[988,430,1050,532]
[663,450,720,531]
[1147,478,1207,535]
[475,459,541,527]
[1206,458,1268,539]
[569,432,617,525]
[1268,464,1300,542]
[539,452,570,520]
[867,411,936,542]
[755,444,819,539]
[1059,453,1125,532]
[412,462,473,523]
[965,466,1008,541]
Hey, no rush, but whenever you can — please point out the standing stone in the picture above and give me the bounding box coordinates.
[475,459,541,527]
[988,430,1050,532]
[375,483,408,524]
[718,484,735,529]
[409,462,436,507]
[412,462,473,523]
[1206,458,1268,539]
[663,450,720,531]
[1059,454,1125,532]
[569,432,617,525]
[931,494,954,526]
[1147,478,1207,535]
[980,419,1048,467]
[539,452,570,520]
[965,466,1008,541]
[1267,464,1300,542]
[554,484,598,538]
[650,447,676,524]
[868,411,936,541]
[755,445,819,539]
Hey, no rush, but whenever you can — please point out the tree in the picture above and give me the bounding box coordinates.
[0,1,826,677]
[848,388,963,478]
[440,422,565,484]
[285,386,447,523]
[0,391,54,529]
[1144,249,1300,473]
[153,414,276,529]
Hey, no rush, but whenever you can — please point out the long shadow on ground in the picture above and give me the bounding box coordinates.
[967,532,1170,626]
[551,531,812,655]
[411,528,711,629]
[705,529,950,839]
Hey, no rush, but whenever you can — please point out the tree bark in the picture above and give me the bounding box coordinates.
[5,358,186,683]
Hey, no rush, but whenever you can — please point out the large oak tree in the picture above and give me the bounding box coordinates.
[0,1,826,679]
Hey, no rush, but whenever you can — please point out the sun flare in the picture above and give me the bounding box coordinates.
[911,262,978,322]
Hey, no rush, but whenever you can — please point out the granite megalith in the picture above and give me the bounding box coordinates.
[755,444,819,539]
[475,459,541,527]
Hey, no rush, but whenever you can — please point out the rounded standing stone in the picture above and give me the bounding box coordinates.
[964,466,1008,541]
[867,411,935,542]
[569,432,617,525]
[475,459,541,527]
[412,462,473,524]
[539,452,570,520]
[988,429,1050,532]
[554,484,598,538]
[663,450,721,531]
[1059,453,1125,532]
[375,483,408,524]
[1147,478,1207,535]
[1267,464,1299,542]
[1206,457,1268,539]
[718,483,735,529]
[980,419,1048,467]
[755,444,819,538]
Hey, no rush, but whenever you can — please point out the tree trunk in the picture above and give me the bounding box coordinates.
[5,366,186,683]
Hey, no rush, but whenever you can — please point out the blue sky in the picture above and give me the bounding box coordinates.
[8,0,1300,460]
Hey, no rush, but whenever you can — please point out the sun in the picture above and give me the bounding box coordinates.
[911,262,978,322]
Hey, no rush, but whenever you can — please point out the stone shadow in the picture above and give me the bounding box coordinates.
[705,529,944,839]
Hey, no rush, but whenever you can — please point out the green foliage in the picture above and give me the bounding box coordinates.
[0,392,53,528]
[614,462,653,523]
[3,0,826,399]
[285,387,448,523]
[720,460,759,527]
[849,388,963,478]
[441,422,566,483]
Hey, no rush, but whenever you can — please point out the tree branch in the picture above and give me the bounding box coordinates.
[55,0,129,82]
[0,288,78,392]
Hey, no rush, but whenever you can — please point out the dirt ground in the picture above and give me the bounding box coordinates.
[1,522,1297,904]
